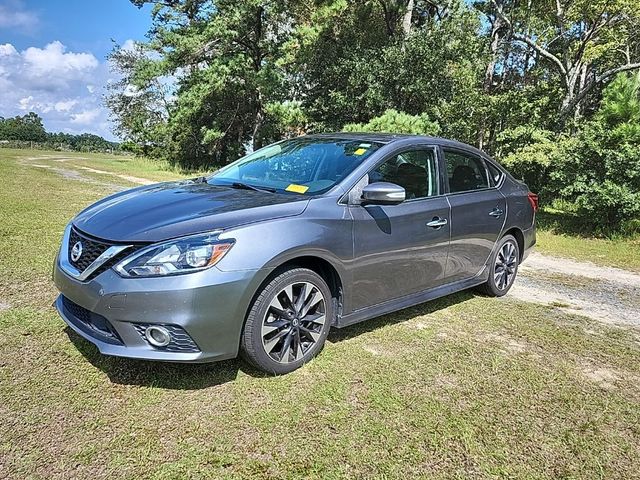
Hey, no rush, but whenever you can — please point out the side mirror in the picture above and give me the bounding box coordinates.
[361,182,405,205]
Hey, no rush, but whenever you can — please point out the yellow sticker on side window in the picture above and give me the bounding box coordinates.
[285,184,309,194]
[354,148,367,155]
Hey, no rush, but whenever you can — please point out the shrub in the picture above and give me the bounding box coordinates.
[497,74,640,235]
[343,109,441,136]
[552,123,640,232]
[496,126,563,198]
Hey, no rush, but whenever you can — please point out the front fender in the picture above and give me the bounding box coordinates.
[214,197,354,308]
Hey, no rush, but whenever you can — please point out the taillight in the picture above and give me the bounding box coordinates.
[527,192,539,212]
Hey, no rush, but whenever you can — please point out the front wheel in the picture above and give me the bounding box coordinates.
[477,234,520,297]
[240,268,333,374]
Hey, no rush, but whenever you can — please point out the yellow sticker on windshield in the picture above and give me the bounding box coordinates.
[285,184,309,194]
[354,148,367,155]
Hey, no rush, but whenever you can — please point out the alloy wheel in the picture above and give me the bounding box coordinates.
[494,241,517,290]
[261,281,326,363]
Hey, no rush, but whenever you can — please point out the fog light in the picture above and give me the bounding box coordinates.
[145,326,171,347]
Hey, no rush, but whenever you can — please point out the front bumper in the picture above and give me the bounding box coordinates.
[54,256,271,363]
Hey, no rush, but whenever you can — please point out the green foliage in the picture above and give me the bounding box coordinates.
[495,73,640,234]
[344,109,440,135]
[106,0,640,234]
[0,112,117,152]
[47,132,119,152]
[598,72,640,143]
[0,112,47,142]
[497,126,562,197]
[299,1,485,144]
[552,122,640,233]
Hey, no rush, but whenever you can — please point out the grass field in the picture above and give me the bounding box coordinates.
[1,148,640,479]
[535,209,640,272]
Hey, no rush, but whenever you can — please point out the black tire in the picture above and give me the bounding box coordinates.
[476,234,520,297]
[240,267,333,374]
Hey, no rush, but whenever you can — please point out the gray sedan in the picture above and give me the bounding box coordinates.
[54,133,537,374]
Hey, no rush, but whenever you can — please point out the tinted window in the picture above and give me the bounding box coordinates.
[370,148,438,200]
[444,150,489,193]
[486,161,504,186]
[210,138,382,194]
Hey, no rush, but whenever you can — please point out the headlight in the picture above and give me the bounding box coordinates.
[114,232,234,277]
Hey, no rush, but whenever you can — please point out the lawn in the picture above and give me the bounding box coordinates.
[1,148,640,479]
[535,208,640,272]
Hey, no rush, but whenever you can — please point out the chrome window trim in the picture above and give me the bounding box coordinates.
[59,223,132,281]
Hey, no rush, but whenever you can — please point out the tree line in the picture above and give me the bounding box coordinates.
[107,0,640,233]
[0,113,120,153]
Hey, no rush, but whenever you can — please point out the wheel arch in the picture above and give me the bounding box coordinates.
[242,252,345,334]
[270,255,344,321]
[503,227,524,261]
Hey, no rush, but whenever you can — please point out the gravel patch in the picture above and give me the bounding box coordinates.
[508,253,640,327]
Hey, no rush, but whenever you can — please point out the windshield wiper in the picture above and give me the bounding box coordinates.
[230,182,276,193]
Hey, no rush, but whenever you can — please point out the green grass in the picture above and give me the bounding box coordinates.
[1,148,640,479]
[536,208,640,271]
[536,230,640,271]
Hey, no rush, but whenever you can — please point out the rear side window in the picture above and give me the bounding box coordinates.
[443,149,489,193]
[369,148,439,200]
[486,161,504,186]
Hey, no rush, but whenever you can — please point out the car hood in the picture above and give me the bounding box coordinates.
[73,180,310,243]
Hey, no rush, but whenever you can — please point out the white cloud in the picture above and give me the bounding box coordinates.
[121,39,136,52]
[70,109,101,125]
[23,41,98,76]
[54,100,77,112]
[0,43,17,57]
[0,41,117,140]
[18,96,34,110]
[0,1,38,30]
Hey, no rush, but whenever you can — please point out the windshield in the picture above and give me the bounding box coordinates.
[209,137,382,195]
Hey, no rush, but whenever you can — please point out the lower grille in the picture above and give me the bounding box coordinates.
[61,296,122,344]
[132,324,200,353]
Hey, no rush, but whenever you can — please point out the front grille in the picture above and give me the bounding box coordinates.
[66,227,141,281]
[61,296,122,344]
[132,324,201,353]
[68,228,110,272]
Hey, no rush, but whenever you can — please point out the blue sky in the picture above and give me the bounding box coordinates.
[0,0,153,140]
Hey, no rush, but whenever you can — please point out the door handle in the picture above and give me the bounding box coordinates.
[489,208,504,218]
[426,217,448,228]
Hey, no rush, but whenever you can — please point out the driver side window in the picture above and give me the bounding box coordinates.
[369,148,439,200]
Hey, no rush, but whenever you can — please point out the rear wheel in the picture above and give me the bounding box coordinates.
[477,234,519,297]
[241,268,333,374]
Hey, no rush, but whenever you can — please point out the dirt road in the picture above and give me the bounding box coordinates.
[509,252,640,327]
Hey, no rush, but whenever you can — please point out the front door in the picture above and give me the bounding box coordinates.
[442,148,507,282]
[349,147,451,311]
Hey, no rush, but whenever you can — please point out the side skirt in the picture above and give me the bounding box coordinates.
[335,269,489,328]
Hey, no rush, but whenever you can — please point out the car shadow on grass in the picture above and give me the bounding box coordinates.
[328,290,475,343]
[65,327,267,389]
[65,290,476,389]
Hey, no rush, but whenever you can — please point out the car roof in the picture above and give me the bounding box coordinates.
[304,132,492,160]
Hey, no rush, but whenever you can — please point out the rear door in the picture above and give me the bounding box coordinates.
[349,146,450,311]
[442,148,506,283]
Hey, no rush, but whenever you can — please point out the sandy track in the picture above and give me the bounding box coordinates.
[507,252,640,327]
[23,154,154,187]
